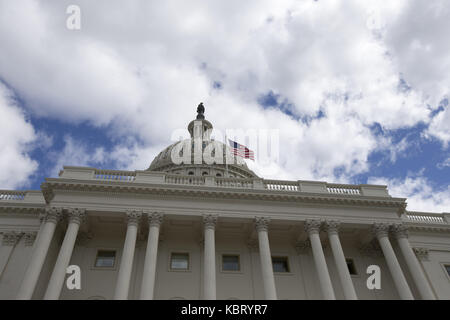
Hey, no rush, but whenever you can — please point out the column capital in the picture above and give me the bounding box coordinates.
[359,239,383,257]
[126,209,142,227]
[305,219,322,235]
[255,216,270,232]
[146,212,164,228]
[76,231,94,246]
[23,231,38,246]
[66,208,86,225]
[1,231,22,246]
[324,220,341,235]
[203,214,218,230]
[413,247,430,261]
[372,222,390,239]
[44,207,63,224]
[295,239,311,255]
[391,223,409,239]
[247,239,258,251]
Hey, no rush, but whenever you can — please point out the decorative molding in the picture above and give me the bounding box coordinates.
[254,217,270,232]
[126,209,142,227]
[247,239,258,251]
[324,220,340,235]
[391,223,409,239]
[203,214,218,230]
[413,247,430,261]
[1,231,22,246]
[305,219,321,235]
[372,222,390,239]
[359,239,383,257]
[76,231,93,246]
[66,208,86,225]
[23,231,38,246]
[40,179,408,212]
[295,239,311,254]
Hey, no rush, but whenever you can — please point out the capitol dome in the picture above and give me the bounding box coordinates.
[147,103,258,179]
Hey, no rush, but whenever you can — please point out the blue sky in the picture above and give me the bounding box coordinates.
[0,0,448,212]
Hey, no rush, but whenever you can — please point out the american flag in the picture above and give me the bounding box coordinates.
[228,139,255,160]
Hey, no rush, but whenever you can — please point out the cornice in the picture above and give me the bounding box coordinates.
[40,179,407,211]
[0,205,44,216]
[404,223,450,234]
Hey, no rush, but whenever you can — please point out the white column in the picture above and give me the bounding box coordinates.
[16,207,62,300]
[392,224,435,300]
[140,212,163,300]
[373,223,414,300]
[255,217,277,300]
[306,219,335,300]
[44,208,85,300]
[203,214,217,300]
[114,210,141,300]
[325,221,357,300]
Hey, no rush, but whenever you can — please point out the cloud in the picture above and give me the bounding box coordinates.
[368,174,450,213]
[425,106,450,148]
[0,83,38,189]
[0,0,449,202]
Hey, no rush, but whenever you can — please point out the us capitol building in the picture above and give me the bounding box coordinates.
[0,106,449,300]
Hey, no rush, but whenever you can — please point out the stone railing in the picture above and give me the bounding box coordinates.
[0,190,26,201]
[94,169,136,182]
[55,166,392,197]
[0,190,45,203]
[216,177,254,188]
[165,174,205,185]
[403,211,448,225]
[264,180,299,191]
[327,184,361,195]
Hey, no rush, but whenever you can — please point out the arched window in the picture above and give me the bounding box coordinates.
[202,171,208,176]
[216,173,222,177]
[188,171,194,175]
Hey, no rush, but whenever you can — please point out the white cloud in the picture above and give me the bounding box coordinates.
[0,83,38,189]
[368,174,450,213]
[426,106,450,148]
[0,0,449,190]
[48,136,107,177]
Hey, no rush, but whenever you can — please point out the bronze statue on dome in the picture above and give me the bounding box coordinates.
[196,102,205,119]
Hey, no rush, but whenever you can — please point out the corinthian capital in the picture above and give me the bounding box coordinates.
[305,219,321,235]
[23,231,38,246]
[255,217,270,232]
[391,223,409,239]
[66,208,86,225]
[44,207,63,224]
[1,231,22,246]
[324,220,340,235]
[203,214,218,230]
[372,223,390,238]
[126,210,142,227]
[147,212,164,228]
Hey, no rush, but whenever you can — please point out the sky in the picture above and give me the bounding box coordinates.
[0,0,448,213]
